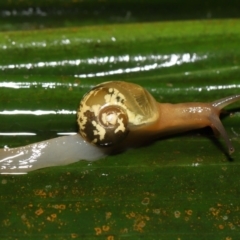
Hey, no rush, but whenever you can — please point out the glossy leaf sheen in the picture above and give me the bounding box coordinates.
[1,17,240,239]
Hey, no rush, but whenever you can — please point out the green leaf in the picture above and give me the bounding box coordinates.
[1,17,240,239]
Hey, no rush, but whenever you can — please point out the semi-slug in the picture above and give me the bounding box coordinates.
[0,81,239,174]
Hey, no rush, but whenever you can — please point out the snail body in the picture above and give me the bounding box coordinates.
[1,81,240,174]
[0,135,106,174]
[78,81,240,154]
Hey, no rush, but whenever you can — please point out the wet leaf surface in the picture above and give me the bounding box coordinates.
[1,3,240,239]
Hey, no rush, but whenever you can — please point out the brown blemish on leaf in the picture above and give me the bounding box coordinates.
[134,220,146,232]
[129,212,135,218]
[3,219,11,226]
[153,209,160,214]
[52,204,66,210]
[103,225,110,232]
[75,202,81,212]
[35,208,44,216]
[228,222,235,230]
[209,207,220,217]
[120,228,128,234]
[106,212,112,220]
[126,212,150,232]
[208,203,240,231]
[47,213,57,222]
[185,209,193,216]
[107,236,114,240]
[71,233,78,238]
[218,224,224,230]
[174,211,181,218]
[34,189,47,197]
[1,179,7,184]
[34,189,58,198]
[141,197,150,206]
[94,227,102,235]
[21,214,32,228]
[143,191,155,197]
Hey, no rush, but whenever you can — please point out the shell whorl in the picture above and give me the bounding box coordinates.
[77,81,159,147]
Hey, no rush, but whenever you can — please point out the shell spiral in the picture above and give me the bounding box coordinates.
[77,81,159,147]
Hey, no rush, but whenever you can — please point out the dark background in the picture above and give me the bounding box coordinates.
[1,0,240,31]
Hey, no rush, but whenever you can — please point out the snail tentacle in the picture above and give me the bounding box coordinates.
[208,114,234,154]
[212,95,240,110]
[209,95,240,154]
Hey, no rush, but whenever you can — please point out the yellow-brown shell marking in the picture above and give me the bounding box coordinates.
[77,81,159,147]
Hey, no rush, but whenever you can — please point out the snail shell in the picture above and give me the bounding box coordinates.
[77,81,159,147]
